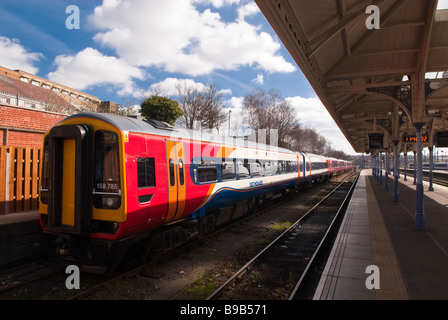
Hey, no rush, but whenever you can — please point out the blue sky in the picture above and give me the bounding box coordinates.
[3,1,447,155]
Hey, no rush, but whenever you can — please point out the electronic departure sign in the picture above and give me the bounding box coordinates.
[435,131,448,148]
[402,135,429,143]
[368,133,384,149]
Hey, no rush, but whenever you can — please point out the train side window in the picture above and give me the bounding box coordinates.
[179,159,184,185]
[137,158,156,188]
[194,158,218,183]
[286,161,291,173]
[221,158,236,180]
[250,160,261,177]
[94,130,121,210]
[263,161,271,176]
[271,161,278,175]
[237,159,250,179]
[169,158,175,187]
[288,161,298,173]
[279,160,286,174]
[198,168,217,182]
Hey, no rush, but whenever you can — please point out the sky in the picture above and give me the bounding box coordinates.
[1,0,448,155]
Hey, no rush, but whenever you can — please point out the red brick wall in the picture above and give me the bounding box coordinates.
[0,105,66,148]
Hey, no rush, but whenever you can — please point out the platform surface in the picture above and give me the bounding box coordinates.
[314,169,448,300]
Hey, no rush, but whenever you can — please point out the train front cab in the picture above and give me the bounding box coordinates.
[39,119,129,273]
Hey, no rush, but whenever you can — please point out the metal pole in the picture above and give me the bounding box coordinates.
[379,152,383,184]
[393,141,399,202]
[413,151,417,185]
[228,109,232,136]
[385,149,389,191]
[404,152,407,181]
[414,122,425,231]
[428,146,434,191]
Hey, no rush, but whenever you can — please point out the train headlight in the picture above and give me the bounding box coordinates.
[106,198,114,207]
[93,194,121,210]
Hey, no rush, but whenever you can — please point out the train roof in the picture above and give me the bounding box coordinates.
[62,112,295,155]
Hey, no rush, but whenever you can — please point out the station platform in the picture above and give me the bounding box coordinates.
[0,210,50,271]
[314,169,448,300]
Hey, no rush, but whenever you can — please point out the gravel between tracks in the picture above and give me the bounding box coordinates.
[86,173,351,300]
[0,173,351,300]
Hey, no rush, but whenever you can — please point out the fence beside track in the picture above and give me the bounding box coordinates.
[0,146,42,215]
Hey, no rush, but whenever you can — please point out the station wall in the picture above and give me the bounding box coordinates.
[0,104,66,148]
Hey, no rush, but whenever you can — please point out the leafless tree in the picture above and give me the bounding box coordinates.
[200,84,227,131]
[242,88,301,148]
[176,82,204,129]
[176,83,227,132]
[118,97,140,116]
[292,127,328,154]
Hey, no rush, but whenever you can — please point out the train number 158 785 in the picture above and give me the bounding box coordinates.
[96,182,119,192]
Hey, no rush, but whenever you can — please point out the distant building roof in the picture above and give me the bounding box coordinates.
[0,65,119,114]
[0,74,78,114]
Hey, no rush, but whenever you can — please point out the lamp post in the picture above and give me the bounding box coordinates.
[228,109,232,136]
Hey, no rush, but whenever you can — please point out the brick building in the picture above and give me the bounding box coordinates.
[0,66,119,148]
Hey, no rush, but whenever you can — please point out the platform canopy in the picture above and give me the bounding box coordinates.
[255,0,448,154]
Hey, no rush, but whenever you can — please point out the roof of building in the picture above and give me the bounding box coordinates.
[255,0,448,154]
[0,74,78,113]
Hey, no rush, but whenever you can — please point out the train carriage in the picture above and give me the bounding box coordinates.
[39,113,351,273]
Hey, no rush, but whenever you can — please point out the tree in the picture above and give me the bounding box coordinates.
[200,84,227,131]
[176,83,227,131]
[118,97,140,117]
[140,95,183,126]
[242,88,301,148]
[292,127,328,154]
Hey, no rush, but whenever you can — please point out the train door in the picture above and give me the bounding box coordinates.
[44,124,92,235]
[165,140,186,223]
[61,139,76,226]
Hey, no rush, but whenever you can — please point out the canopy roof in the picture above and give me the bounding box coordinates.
[256,0,448,153]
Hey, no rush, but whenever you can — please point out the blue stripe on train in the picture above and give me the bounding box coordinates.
[188,179,298,219]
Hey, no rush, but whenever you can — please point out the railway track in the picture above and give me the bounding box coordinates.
[399,169,448,187]
[0,172,355,300]
[206,172,359,300]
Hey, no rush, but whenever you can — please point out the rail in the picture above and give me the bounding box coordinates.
[206,172,359,300]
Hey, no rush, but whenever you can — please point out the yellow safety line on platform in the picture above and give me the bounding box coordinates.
[366,177,408,300]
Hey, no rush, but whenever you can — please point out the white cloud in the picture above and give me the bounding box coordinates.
[148,77,233,97]
[237,2,260,20]
[0,37,42,74]
[148,78,208,97]
[47,48,146,96]
[438,0,448,9]
[228,96,244,110]
[193,0,241,8]
[286,96,355,154]
[252,73,264,85]
[88,0,295,76]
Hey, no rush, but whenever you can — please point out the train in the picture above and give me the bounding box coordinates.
[39,113,352,274]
